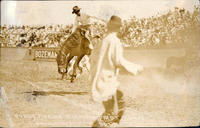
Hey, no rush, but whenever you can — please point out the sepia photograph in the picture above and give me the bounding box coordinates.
[0,0,200,127]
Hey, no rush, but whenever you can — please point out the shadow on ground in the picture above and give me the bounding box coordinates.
[24,91,88,96]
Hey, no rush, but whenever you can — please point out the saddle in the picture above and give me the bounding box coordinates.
[66,30,83,48]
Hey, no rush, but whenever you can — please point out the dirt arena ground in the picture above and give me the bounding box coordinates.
[0,48,200,127]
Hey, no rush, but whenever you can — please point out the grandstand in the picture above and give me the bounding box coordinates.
[0,6,199,48]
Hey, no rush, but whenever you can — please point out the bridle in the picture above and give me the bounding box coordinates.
[57,50,68,68]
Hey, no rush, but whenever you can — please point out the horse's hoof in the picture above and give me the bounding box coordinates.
[70,77,76,83]
[70,79,74,83]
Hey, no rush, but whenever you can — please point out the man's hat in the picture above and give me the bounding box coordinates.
[72,6,81,14]
[108,15,122,27]
[107,15,122,31]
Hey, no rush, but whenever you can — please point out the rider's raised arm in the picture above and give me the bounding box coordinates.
[89,15,107,24]
[81,13,91,25]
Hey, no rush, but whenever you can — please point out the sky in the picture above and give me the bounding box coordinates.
[1,0,199,25]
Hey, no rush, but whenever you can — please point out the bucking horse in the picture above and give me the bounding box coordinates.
[56,25,93,82]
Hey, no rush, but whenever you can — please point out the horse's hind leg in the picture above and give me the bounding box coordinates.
[70,55,84,82]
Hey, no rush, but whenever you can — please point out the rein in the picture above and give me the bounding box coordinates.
[60,50,68,57]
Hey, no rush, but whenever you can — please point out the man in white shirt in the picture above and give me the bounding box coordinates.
[91,15,144,127]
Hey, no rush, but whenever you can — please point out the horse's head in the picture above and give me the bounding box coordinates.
[56,50,68,75]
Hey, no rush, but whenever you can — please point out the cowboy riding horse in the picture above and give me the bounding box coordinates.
[56,25,93,82]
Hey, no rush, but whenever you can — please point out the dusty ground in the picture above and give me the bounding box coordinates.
[0,48,200,127]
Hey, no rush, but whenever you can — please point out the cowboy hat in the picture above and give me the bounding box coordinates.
[72,6,81,14]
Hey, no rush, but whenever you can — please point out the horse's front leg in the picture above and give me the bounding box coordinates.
[70,59,78,83]
[70,55,84,82]
[61,74,65,80]
[65,55,73,80]
[78,64,83,74]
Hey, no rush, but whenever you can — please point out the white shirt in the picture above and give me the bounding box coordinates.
[90,32,143,102]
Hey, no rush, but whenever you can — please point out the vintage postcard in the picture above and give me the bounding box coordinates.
[0,0,200,127]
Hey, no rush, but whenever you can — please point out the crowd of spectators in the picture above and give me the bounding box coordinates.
[0,6,199,48]
[120,6,199,47]
[0,24,72,48]
[0,21,106,48]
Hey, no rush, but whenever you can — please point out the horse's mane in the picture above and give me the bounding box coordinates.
[61,28,84,49]
[57,27,89,59]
